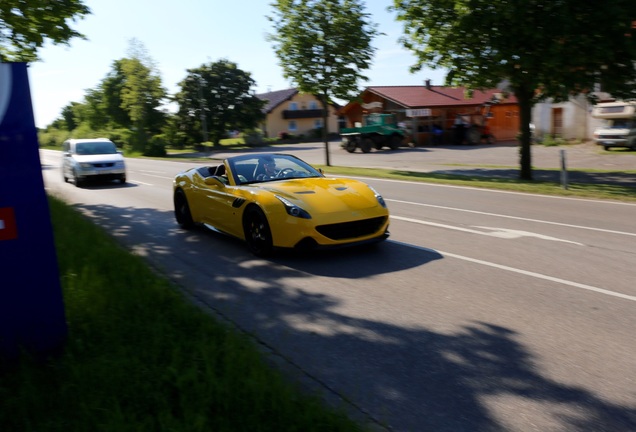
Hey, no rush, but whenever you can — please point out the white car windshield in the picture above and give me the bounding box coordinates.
[76,141,118,155]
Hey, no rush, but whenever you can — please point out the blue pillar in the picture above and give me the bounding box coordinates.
[0,62,67,360]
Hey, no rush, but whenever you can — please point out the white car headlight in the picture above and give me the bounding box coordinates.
[79,162,92,169]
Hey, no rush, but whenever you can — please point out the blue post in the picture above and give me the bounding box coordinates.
[0,63,67,360]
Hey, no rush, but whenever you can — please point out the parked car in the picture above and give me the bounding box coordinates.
[173,153,390,256]
[61,138,127,187]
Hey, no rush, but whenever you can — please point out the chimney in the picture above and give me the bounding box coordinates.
[425,79,432,90]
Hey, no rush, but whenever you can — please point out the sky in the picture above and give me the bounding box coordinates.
[27,0,447,128]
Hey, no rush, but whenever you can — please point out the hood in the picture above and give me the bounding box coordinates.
[259,177,381,213]
[72,153,124,163]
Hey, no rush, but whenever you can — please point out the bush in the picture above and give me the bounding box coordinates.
[243,129,264,146]
[144,135,168,157]
[38,128,71,148]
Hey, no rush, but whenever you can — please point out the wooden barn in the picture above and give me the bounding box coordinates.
[339,82,520,145]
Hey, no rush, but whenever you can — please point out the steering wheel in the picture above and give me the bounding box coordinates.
[276,168,295,178]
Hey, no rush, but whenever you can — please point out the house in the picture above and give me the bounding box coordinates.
[339,82,520,145]
[532,92,613,141]
[256,88,342,139]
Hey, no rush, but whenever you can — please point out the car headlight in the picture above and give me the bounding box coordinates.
[368,186,387,208]
[79,162,92,169]
[275,195,311,219]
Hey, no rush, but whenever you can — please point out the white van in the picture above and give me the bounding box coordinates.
[591,101,636,151]
[61,138,127,187]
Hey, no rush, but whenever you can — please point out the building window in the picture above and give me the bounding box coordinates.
[289,102,298,111]
[288,120,297,132]
[309,101,318,110]
[314,119,322,129]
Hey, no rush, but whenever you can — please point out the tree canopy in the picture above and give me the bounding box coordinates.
[173,60,265,147]
[392,0,636,180]
[0,0,90,62]
[268,0,381,165]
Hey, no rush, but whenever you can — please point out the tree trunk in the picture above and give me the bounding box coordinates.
[320,94,331,166]
[516,88,534,181]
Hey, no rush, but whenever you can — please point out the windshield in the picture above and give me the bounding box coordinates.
[75,141,118,155]
[228,154,323,185]
[607,119,635,129]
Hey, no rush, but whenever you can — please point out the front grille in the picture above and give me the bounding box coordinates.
[598,135,626,140]
[316,216,387,240]
[93,163,115,168]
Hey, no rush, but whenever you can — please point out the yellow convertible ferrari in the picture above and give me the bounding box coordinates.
[173,153,389,256]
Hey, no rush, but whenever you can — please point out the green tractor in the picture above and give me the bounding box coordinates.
[340,113,406,153]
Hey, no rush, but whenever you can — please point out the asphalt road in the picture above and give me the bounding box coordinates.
[40,146,636,432]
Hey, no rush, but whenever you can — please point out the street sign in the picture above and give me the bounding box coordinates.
[406,108,432,117]
[0,63,67,360]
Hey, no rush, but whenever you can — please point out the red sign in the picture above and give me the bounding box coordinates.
[0,207,18,241]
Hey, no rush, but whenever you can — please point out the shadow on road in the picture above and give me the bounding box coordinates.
[431,168,636,188]
[68,201,636,432]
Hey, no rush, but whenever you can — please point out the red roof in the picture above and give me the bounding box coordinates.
[361,85,517,108]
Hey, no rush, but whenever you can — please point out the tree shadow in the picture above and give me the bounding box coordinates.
[68,202,636,432]
[431,168,636,188]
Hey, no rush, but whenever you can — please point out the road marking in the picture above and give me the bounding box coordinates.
[138,170,174,180]
[128,180,153,186]
[391,216,584,245]
[389,240,636,302]
[388,199,636,237]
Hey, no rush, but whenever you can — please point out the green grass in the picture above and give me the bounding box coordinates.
[316,165,636,202]
[0,195,365,432]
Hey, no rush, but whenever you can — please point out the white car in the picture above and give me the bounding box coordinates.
[61,138,127,187]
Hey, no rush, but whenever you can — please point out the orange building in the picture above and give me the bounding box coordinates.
[339,83,520,145]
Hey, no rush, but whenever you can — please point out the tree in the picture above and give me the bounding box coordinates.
[391,0,636,180]
[0,0,90,61]
[268,0,381,165]
[173,60,265,147]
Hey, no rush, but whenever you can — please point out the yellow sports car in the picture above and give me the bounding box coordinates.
[173,153,389,256]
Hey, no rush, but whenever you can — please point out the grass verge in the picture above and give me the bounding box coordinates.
[315,165,636,202]
[0,195,365,432]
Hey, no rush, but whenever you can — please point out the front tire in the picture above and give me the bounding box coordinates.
[73,169,84,187]
[243,207,273,257]
[174,190,194,229]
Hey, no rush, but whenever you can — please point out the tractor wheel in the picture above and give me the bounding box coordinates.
[361,137,373,153]
[389,134,402,150]
[344,137,358,153]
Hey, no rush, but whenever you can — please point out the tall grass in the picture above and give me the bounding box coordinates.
[0,195,364,432]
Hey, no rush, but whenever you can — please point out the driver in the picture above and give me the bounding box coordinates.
[256,156,279,180]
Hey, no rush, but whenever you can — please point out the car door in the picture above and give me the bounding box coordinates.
[192,174,242,237]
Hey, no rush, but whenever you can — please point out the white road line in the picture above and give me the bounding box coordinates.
[390,240,636,302]
[128,180,153,186]
[139,173,174,180]
[388,199,636,237]
[391,215,584,245]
